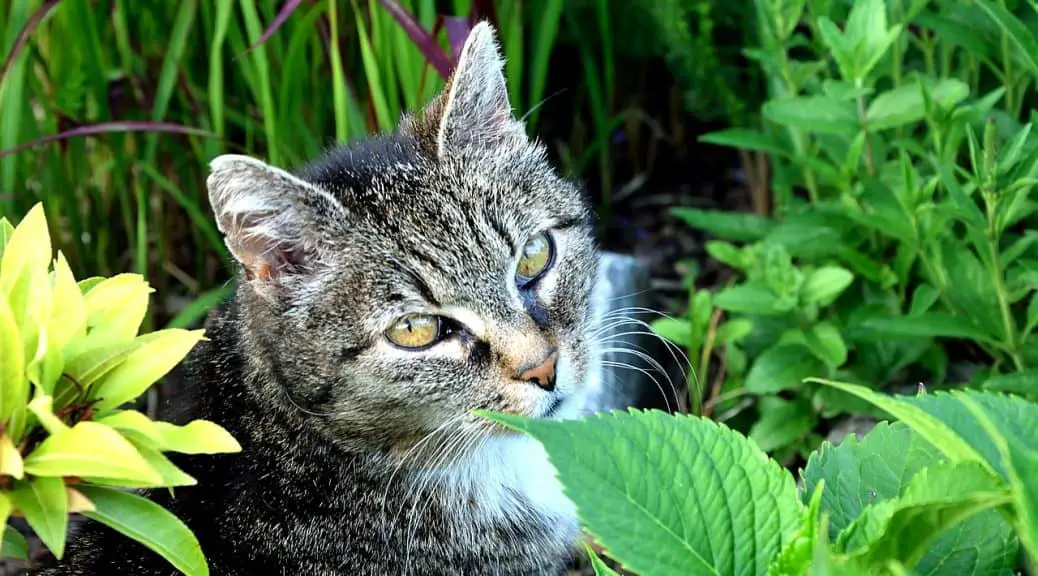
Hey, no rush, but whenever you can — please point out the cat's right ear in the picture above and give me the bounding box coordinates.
[207,154,345,292]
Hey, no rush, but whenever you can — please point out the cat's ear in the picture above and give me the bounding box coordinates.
[207,154,345,289]
[434,21,525,157]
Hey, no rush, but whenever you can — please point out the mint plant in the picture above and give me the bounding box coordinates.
[481,380,1038,575]
[654,0,1038,461]
[0,203,240,575]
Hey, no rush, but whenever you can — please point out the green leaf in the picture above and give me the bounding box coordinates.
[480,409,802,576]
[807,380,988,466]
[10,476,67,559]
[981,370,1038,395]
[153,420,241,455]
[746,345,825,394]
[706,241,745,270]
[800,267,854,307]
[855,313,995,344]
[804,322,847,369]
[2,521,28,561]
[0,203,51,297]
[749,396,817,453]
[839,460,1014,572]
[866,79,970,131]
[651,318,693,348]
[76,485,209,576]
[91,328,205,411]
[83,442,197,488]
[803,421,1016,574]
[22,421,162,484]
[714,282,795,315]
[47,252,87,353]
[585,545,622,576]
[763,96,857,135]
[1001,432,1038,563]
[971,0,1038,75]
[670,207,774,242]
[699,128,790,157]
[0,293,26,424]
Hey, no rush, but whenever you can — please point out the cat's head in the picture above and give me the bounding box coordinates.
[206,22,597,454]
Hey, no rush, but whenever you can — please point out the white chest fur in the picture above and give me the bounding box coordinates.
[435,433,580,541]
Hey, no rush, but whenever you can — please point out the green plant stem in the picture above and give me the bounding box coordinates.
[776,50,819,203]
[855,81,876,176]
[983,191,1025,371]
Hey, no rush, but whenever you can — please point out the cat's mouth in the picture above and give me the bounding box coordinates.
[539,396,564,419]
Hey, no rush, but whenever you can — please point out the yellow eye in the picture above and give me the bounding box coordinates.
[385,314,441,349]
[517,232,554,283]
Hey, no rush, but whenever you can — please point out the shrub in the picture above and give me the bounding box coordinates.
[656,0,1038,462]
[0,203,240,575]
[482,381,1038,575]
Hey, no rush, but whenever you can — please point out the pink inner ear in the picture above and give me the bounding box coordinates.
[236,233,311,282]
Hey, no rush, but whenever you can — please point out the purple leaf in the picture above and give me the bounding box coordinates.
[240,0,306,56]
[0,0,62,86]
[0,121,215,159]
[443,17,470,62]
[376,0,452,78]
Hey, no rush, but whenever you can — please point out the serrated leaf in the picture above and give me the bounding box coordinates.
[746,345,825,394]
[808,380,988,466]
[981,370,1038,395]
[841,461,1013,572]
[10,476,67,559]
[803,421,1017,575]
[91,328,205,411]
[670,207,774,242]
[22,421,161,484]
[76,485,209,576]
[481,409,802,576]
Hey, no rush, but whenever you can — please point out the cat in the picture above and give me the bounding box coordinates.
[32,21,600,576]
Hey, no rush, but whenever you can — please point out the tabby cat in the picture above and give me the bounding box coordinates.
[34,21,598,576]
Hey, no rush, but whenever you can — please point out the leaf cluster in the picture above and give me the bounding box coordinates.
[0,204,241,576]
[655,0,1038,460]
[481,381,1038,575]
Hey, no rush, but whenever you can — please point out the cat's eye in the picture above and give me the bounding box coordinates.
[516,231,555,286]
[385,314,442,350]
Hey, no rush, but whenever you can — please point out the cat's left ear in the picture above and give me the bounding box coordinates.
[435,21,525,158]
[207,154,345,294]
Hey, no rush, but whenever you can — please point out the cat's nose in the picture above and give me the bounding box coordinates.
[515,349,558,391]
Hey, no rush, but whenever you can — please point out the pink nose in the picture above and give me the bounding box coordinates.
[515,350,558,391]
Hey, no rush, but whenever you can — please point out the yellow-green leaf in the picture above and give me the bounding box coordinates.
[22,421,162,484]
[27,396,69,435]
[0,434,24,479]
[96,410,165,448]
[0,218,14,259]
[79,274,151,343]
[62,339,142,388]
[48,252,87,352]
[76,485,209,576]
[67,487,95,514]
[84,442,196,488]
[26,320,64,396]
[154,419,242,455]
[10,476,67,559]
[0,203,51,298]
[91,329,205,412]
[0,294,26,423]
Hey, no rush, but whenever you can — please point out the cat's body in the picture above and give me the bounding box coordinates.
[34,22,597,576]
